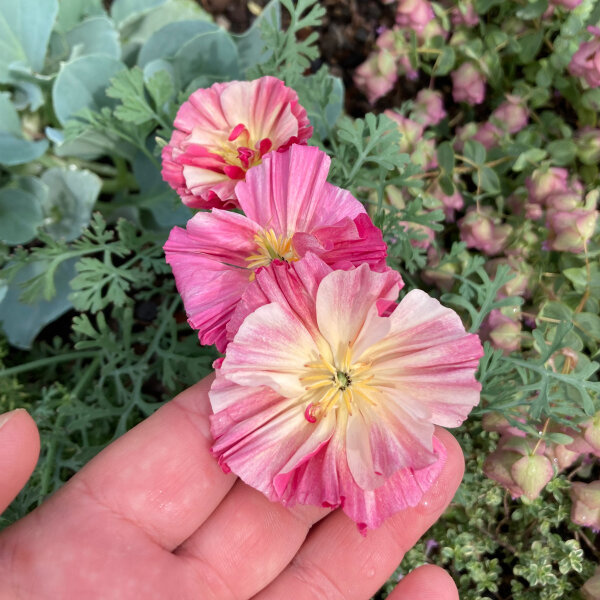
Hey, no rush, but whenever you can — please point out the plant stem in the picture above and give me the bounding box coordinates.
[0,351,98,378]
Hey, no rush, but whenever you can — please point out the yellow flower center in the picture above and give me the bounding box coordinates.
[300,346,377,422]
[246,229,298,277]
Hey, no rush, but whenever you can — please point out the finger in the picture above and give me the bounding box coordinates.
[176,479,329,599]
[254,427,464,600]
[35,374,236,550]
[388,564,459,600]
[0,409,40,514]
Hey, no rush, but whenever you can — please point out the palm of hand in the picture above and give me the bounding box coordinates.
[0,376,462,600]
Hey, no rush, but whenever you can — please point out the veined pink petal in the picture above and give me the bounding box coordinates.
[236,145,365,236]
[315,264,402,360]
[162,77,312,208]
[163,228,250,352]
[365,290,484,427]
[226,253,333,344]
[184,209,260,267]
[293,214,388,272]
[340,435,447,531]
[221,302,319,398]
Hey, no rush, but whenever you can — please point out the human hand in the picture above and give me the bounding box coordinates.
[0,375,463,599]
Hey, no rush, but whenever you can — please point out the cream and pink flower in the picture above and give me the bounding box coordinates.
[161,77,312,209]
[164,145,387,352]
[209,255,483,531]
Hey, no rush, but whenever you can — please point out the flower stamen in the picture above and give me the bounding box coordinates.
[246,229,298,276]
[301,350,376,422]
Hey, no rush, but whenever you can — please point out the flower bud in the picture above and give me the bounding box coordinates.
[421,247,458,292]
[525,167,570,205]
[384,111,424,153]
[551,0,582,7]
[485,309,522,354]
[570,481,600,531]
[582,567,600,600]
[429,181,464,221]
[483,449,524,498]
[575,127,600,165]
[472,121,502,150]
[398,221,435,249]
[569,27,600,88]
[395,0,435,35]
[482,412,527,437]
[583,412,600,453]
[491,95,529,134]
[511,454,554,501]
[451,62,486,105]
[354,50,398,104]
[458,207,512,256]
[546,206,598,253]
[412,89,447,127]
[450,2,479,27]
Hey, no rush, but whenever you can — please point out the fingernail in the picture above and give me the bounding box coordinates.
[0,409,21,430]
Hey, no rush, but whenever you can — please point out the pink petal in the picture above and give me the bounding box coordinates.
[292,213,388,272]
[209,374,335,500]
[221,302,319,398]
[226,253,333,343]
[315,264,402,360]
[163,227,250,351]
[184,209,259,267]
[236,145,365,235]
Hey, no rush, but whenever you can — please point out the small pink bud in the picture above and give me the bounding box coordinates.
[583,412,600,453]
[458,207,512,256]
[398,221,435,249]
[546,207,598,253]
[429,181,464,222]
[491,95,529,134]
[482,412,527,437]
[450,2,479,27]
[384,111,424,153]
[412,89,447,127]
[395,0,435,35]
[525,167,570,205]
[582,567,600,600]
[354,50,398,104]
[483,450,524,498]
[451,62,486,105]
[511,454,554,500]
[569,31,600,88]
[485,309,522,354]
[570,481,600,531]
[472,121,502,149]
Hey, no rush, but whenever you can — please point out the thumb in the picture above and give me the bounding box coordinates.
[0,409,40,515]
[389,564,459,600]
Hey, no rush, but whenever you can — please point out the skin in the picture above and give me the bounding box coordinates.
[0,375,462,600]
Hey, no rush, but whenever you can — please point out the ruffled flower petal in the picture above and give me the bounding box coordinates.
[236,145,365,235]
[163,227,250,352]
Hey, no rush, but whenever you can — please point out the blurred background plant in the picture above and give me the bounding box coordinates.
[0,0,599,597]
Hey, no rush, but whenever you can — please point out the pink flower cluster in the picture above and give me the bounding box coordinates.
[569,26,600,89]
[162,77,484,532]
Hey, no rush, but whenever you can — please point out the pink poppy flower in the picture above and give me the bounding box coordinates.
[210,255,483,531]
[161,77,312,209]
[164,145,387,352]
